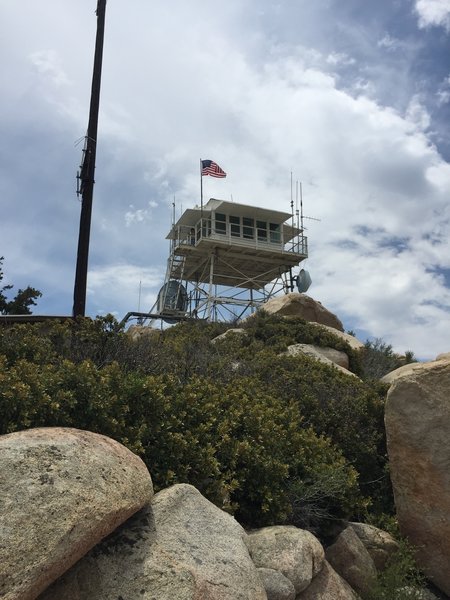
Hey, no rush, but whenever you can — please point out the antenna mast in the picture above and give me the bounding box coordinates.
[73,0,107,317]
[300,181,304,231]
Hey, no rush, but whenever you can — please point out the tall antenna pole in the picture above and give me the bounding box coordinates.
[300,181,304,231]
[200,159,204,216]
[73,0,107,317]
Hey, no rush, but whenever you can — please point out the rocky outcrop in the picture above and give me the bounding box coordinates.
[381,354,450,385]
[297,561,360,599]
[2,415,443,600]
[286,343,349,369]
[211,328,248,343]
[385,360,450,596]
[261,293,344,331]
[257,568,296,600]
[246,525,324,594]
[0,427,153,600]
[285,344,358,378]
[349,522,399,571]
[126,325,161,341]
[40,484,266,600]
[312,324,365,351]
[325,526,377,597]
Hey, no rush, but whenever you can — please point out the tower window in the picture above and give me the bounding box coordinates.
[243,217,254,239]
[230,215,240,237]
[269,223,281,243]
[257,220,267,242]
[215,213,226,234]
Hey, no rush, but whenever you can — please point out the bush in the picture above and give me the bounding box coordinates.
[0,316,124,368]
[0,348,363,530]
[212,348,393,517]
[241,311,363,375]
[361,338,416,380]
[0,314,398,534]
[366,539,425,600]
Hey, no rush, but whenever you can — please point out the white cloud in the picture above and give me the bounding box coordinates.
[124,200,159,227]
[1,0,450,359]
[326,52,356,66]
[29,50,71,87]
[415,0,450,29]
[87,264,162,317]
[377,34,402,51]
[405,95,431,130]
[437,74,450,105]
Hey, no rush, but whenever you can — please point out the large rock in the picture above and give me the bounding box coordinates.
[313,324,365,352]
[297,561,360,599]
[246,525,324,594]
[40,484,267,600]
[257,568,296,600]
[261,293,344,331]
[325,526,377,597]
[0,427,153,600]
[285,344,357,378]
[349,522,399,571]
[211,328,248,344]
[286,344,349,369]
[126,325,161,341]
[385,360,450,596]
[382,355,450,385]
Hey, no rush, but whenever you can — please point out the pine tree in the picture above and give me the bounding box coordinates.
[0,257,42,315]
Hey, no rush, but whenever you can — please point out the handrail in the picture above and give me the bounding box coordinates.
[173,219,308,256]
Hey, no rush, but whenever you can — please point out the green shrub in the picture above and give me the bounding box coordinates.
[217,350,393,517]
[361,338,417,380]
[0,314,398,533]
[241,311,363,375]
[0,316,124,368]
[0,351,362,530]
[366,539,425,600]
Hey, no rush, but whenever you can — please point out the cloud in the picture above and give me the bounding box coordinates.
[377,34,406,52]
[415,0,450,29]
[437,74,450,105]
[87,264,163,317]
[326,52,356,66]
[405,95,431,130]
[29,50,71,87]
[1,0,450,359]
[125,201,159,227]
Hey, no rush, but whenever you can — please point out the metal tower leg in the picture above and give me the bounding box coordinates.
[207,253,215,321]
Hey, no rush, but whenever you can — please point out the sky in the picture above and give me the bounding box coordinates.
[1,0,450,360]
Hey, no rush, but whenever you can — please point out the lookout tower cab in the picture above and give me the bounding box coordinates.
[156,198,309,321]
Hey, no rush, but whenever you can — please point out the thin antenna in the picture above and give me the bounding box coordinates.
[171,197,176,254]
[138,280,142,312]
[290,172,296,252]
[300,181,304,231]
[296,180,300,231]
[290,172,294,229]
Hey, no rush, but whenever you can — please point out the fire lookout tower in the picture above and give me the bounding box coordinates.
[141,197,309,324]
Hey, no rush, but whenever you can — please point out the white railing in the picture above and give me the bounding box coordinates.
[172,218,308,257]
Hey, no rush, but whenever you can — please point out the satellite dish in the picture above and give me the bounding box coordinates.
[157,280,188,323]
[296,269,312,293]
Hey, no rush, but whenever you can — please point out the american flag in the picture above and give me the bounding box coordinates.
[201,160,226,178]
